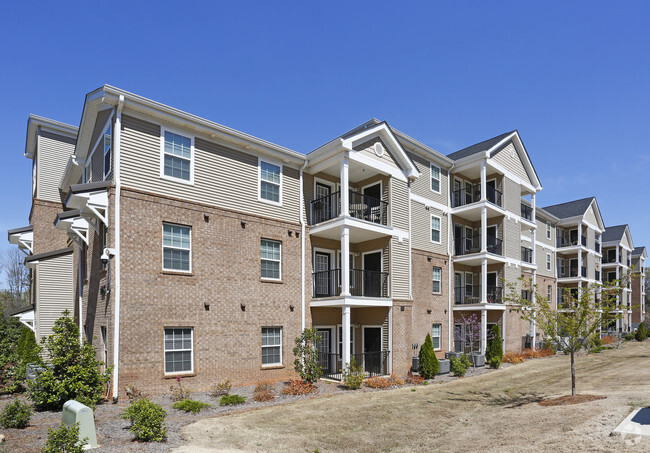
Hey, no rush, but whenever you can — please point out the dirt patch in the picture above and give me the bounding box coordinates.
[539,394,607,406]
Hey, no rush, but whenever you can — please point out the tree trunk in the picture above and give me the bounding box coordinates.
[570,349,576,396]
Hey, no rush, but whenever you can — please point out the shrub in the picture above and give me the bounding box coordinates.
[592,336,602,347]
[342,358,364,390]
[169,376,191,401]
[219,394,246,406]
[211,379,232,397]
[418,333,439,379]
[624,333,635,341]
[172,399,212,414]
[1,399,32,428]
[365,377,392,389]
[0,362,20,395]
[281,379,317,395]
[28,312,111,410]
[503,352,525,363]
[390,374,405,386]
[486,324,503,369]
[122,398,167,442]
[42,422,88,453]
[405,371,424,385]
[253,382,275,402]
[601,335,615,345]
[124,385,148,401]
[292,328,323,383]
[0,307,23,394]
[450,354,471,377]
[636,324,647,342]
[541,339,557,354]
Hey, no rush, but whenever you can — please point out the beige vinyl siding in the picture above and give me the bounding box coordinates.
[502,177,521,215]
[535,243,555,277]
[583,203,599,228]
[407,151,448,205]
[621,232,633,251]
[410,201,447,255]
[355,138,399,169]
[390,237,410,299]
[535,215,555,247]
[492,142,533,186]
[89,109,113,155]
[503,262,522,293]
[120,114,301,223]
[390,178,409,230]
[503,216,520,260]
[35,253,74,343]
[587,252,595,280]
[303,173,314,224]
[36,131,76,202]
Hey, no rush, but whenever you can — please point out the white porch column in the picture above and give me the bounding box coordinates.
[480,161,487,201]
[531,193,536,224]
[481,258,488,303]
[340,154,349,217]
[341,226,350,296]
[481,309,487,355]
[577,224,583,277]
[481,206,488,253]
[502,309,507,352]
[531,270,537,341]
[387,306,393,374]
[342,306,351,367]
[531,228,537,263]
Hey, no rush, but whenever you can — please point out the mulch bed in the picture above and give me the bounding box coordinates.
[539,394,606,406]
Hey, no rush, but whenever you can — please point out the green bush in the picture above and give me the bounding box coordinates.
[486,324,503,369]
[0,307,24,394]
[172,399,212,414]
[27,311,111,410]
[636,324,647,342]
[293,328,323,383]
[219,394,246,406]
[1,399,32,428]
[42,422,88,453]
[624,333,636,341]
[122,398,167,442]
[342,357,364,390]
[541,339,557,354]
[450,354,471,377]
[418,333,439,379]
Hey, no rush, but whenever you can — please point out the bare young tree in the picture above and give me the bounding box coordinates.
[1,248,30,309]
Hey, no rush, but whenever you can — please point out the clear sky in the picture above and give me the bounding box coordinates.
[1,1,649,286]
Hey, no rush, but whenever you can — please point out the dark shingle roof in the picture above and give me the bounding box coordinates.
[602,225,628,243]
[542,197,595,219]
[632,246,646,256]
[447,131,516,161]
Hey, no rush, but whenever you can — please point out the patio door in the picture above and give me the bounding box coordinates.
[363,252,382,297]
[314,252,332,297]
[315,181,334,221]
[454,272,463,304]
[454,224,463,255]
[316,328,333,373]
[362,183,382,223]
[363,327,382,374]
[486,272,498,303]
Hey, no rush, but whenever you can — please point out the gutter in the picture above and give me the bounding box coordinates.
[112,95,124,402]
[299,159,309,332]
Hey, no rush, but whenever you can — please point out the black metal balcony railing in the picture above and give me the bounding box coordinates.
[556,235,587,248]
[454,235,503,256]
[454,285,503,304]
[309,191,389,226]
[521,246,533,263]
[602,253,620,264]
[451,184,503,208]
[557,288,577,309]
[319,351,390,381]
[521,290,533,302]
[558,266,587,278]
[521,204,533,221]
[312,268,389,298]
[556,236,569,248]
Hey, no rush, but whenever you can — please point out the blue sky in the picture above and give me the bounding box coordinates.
[1,1,649,285]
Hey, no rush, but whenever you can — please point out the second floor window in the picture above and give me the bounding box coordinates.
[163,223,191,272]
[431,215,441,243]
[546,221,551,239]
[163,130,193,182]
[546,253,552,271]
[103,124,112,178]
[261,239,281,280]
[432,267,442,293]
[430,164,441,193]
[259,160,282,204]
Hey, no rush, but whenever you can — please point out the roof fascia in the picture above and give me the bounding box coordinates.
[504,132,542,190]
[25,115,78,159]
[390,127,453,168]
[589,198,606,231]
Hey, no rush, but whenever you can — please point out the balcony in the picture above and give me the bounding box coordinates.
[558,266,587,279]
[556,235,587,248]
[312,268,389,298]
[521,290,533,302]
[319,350,390,381]
[521,246,533,263]
[454,235,503,256]
[454,285,503,304]
[602,254,620,264]
[309,191,388,226]
[451,184,503,208]
[521,204,533,221]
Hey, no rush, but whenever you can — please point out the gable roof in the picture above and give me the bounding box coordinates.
[447,131,515,161]
[602,224,628,243]
[632,246,646,257]
[542,197,596,219]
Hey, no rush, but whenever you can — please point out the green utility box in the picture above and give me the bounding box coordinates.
[62,400,98,449]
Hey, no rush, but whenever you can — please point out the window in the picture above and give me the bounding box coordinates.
[547,285,552,303]
[163,223,191,272]
[431,215,441,243]
[164,327,193,374]
[432,267,442,294]
[430,164,441,193]
[261,239,281,280]
[162,130,193,182]
[103,123,112,178]
[262,327,282,366]
[432,324,442,349]
[546,253,552,271]
[546,221,551,240]
[259,160,282,204]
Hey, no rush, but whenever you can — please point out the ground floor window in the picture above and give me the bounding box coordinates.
[164,327,193,374]
[262,327,282,365]
[432,323,442,349]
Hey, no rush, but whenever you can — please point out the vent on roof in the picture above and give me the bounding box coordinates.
[374,142,385,157]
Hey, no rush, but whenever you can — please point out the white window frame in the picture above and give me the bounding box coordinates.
[261,326,283,366]
[546,221,551,240]
[430,163,441,194]
[261,238,282,281]
[547,285,552,303]
[258,158,283,206]
[162,223,192,273]
[164,327,194,375]
[87,113,114,182]
[432,323,442,350]
[430,215,442,244]
[546,253,552,271]
[432,266,442,294]
[160,127,195,185]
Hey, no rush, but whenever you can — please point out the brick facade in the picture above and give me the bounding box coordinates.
[29,199,70,254]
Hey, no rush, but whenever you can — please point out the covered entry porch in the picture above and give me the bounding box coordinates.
[312,306,392,381]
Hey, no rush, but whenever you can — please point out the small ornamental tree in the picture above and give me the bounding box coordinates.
[28,311,111,410]
[485,324,503,369]
[636,323,647,342]
[418,333,439,379]
[292,328,323,383]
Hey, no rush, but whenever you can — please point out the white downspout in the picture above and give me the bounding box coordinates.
[299,159,308,332]
[112,95,124,402]
[78,244,83,344]
[447,163,455,352]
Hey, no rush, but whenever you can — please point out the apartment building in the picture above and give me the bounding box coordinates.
[631,246,647,327]
[8,85,645,398]
[600,225,635,331]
